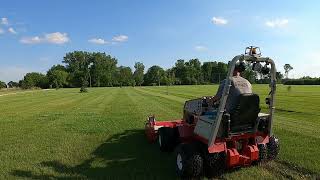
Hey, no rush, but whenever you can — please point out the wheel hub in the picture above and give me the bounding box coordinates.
[177,154,183,170]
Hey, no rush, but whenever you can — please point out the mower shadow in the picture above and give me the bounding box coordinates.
[11,129,177,179]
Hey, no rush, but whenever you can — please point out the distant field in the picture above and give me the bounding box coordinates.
[0,85,319,179]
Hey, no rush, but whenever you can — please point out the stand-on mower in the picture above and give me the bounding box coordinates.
[145,46,280,178]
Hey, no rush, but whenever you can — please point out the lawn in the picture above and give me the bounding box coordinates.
[0,85,319,179]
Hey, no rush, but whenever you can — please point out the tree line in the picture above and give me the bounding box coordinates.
[1,51,286,90]
[283,76,320,85]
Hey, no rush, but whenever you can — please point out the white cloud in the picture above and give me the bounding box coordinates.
[8,27,17,34]
[265,18,289,28]
[45,32,69,44]
[194,45,208,51]
[0,28,4,34]
[112,35,128,42]
[20,32,69,44]
[211,17,228,25]
[20,36,42,44]
[88,38,108,44]
[1,17,8,25]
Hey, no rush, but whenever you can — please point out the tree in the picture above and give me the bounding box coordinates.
[144,65,165,86]
[242,68,256,83]
[202,62,214,83]
[47,65,69,88]
[21,72,49,89]
[284,64,293,79]
[165,68,175,86]
[7,81,19,88]
[90,52,118,87]
[48,70,68,89]
[173,59,187,84]
[63,51,92,88]
[133,62,145,86]
[276,72,284,82]
[0,81,6,89]
[185,59,202,85]
[118,66,133,86]
[214,62,228,83]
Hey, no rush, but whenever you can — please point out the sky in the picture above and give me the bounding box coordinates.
[1,0,320,82]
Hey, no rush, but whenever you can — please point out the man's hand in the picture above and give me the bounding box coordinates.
[210,96,221,108]
[206,96,215,107]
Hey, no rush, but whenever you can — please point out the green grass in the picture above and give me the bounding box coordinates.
[0,85,319,179]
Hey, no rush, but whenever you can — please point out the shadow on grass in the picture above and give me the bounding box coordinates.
[11,129,176,179]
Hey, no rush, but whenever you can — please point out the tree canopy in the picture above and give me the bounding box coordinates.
[0,81,6,89]
[13,50,286,89]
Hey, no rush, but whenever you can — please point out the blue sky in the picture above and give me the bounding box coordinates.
[1,0,320,82]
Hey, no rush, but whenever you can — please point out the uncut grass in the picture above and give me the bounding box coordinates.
[0,85,319,179]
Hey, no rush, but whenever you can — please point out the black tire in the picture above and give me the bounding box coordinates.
[158,127,177,152]
[257,144,268,165]
[204,152,226,178]
[267,135,280,160]
[175,143,204,178]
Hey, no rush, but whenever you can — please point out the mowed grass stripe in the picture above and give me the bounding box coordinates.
[133,87,183,120]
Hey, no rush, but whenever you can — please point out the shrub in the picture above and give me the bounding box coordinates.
[80,86,88,93]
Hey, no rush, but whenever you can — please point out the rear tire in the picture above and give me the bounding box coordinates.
[158,127,177,152]
[175,143,204,178]
[267,135,280,160]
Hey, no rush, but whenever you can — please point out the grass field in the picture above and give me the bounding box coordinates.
[0,85,319,179]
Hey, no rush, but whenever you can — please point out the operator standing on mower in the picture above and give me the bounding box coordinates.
[212,63,252,114]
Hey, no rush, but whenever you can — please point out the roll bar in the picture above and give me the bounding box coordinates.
[208,54,277,147]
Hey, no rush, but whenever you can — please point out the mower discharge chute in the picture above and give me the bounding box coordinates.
[145,46,279,178]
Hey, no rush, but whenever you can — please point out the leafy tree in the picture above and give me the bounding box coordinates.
[202,62,214,83]
[144,65,165,86]
[185,59,202,85]
[242,68,256,83]
[214,62,228,83]
[90,52,118,87]
[133,62,145,86]
[276,72,284,82]
[284,64,293,79]
[49,70,68,89]
[0,81,6,89]
[21,72,49,89]
[7,81,19,88]
[165,68,175,86]
[47,65,69,88]
[173,59,187,84]
[118,66,133,86]
[63,51,92,88]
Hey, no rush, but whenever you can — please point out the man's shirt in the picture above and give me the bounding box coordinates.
[215,76,252,113]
